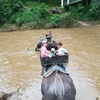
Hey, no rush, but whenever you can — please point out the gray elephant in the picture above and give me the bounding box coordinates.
[35,40,58,52]
[41,71,76,100]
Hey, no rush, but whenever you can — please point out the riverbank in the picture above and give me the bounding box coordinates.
[77,20,100,26]
[0,20,100,32]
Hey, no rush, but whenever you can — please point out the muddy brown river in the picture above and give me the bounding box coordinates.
[0,26,100,100]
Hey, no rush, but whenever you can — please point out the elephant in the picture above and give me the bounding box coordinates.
[41,71,76,100]
[46,40,58,51]
[35,40,58,52]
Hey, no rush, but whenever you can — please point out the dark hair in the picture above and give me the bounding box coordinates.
[57,42,62,46]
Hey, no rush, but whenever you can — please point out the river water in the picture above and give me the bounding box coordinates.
[0,26,100,100]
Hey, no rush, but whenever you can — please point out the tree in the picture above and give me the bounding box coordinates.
[0,0,23,24]
[89,0,100,19]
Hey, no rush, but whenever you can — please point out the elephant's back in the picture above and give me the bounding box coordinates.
[41,72,76,100]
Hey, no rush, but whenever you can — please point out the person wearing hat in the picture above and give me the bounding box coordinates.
[49,48,56,57]
[56,42,68,56]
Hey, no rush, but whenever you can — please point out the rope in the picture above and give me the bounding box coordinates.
[57,73,65,95]
[54,70,58,96]
[54,71,65,96]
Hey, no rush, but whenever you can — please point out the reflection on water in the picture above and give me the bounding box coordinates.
[0,26,100,100]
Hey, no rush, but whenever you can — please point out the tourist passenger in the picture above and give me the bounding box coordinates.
[49,48,56,57]
[39,35,44,43]
[40,40,51,75]
[35,35,44,51]
[40,40,51,57]
[56,42,68,56]
[56,42,68,71]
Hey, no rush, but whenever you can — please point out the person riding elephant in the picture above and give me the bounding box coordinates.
[56,42,68,56]
[35,35,44,51]
[56,42,68,71]
[39,35,44,43]
[40,40,51,75]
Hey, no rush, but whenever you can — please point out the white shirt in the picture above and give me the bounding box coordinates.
[57,47,68,55]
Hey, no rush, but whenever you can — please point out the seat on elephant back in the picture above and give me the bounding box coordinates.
[40,54,69,67]
[40,54,69,77]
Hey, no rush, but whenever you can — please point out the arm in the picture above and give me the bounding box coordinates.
[41,47,51,57]
[56,48,68,56]
[56,49,62,56]
[56,52,62,56]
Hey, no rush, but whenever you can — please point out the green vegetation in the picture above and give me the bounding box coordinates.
[89,0,100,20]
[68,0,100,21]
[49,13,77,28]
[10,3,50,27]
[0,0,24,25]
[0,0,100,31]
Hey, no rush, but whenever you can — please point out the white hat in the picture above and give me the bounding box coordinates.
[42,40,47,44]
[51,48,55,52]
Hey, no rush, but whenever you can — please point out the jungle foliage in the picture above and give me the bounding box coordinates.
[68,0,100,20]
[89,0,100,20]
[0,0,100,30]
[0,0,24,25]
